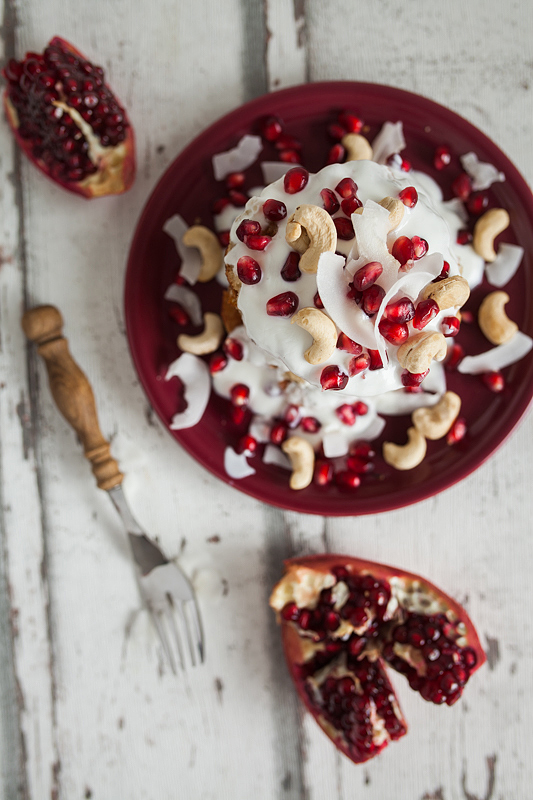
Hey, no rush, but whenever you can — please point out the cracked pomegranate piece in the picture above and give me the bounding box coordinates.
[270,555,485,765]
[2,36,135,197]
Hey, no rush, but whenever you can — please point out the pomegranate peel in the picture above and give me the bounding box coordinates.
[270,555,485,764]
[3,36,135,198]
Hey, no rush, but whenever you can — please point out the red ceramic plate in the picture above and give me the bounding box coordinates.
[125,82,533,516]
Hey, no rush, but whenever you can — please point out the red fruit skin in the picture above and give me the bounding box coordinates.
[3,36,135,198]
[273,554,486,765]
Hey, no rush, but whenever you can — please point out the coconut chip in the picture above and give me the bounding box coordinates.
[457,331,533,375]
[166,352,211,429]
[485,243,524,288]
[164,283,203,325]
[212,134,263,181]
[371,121,406,165]
[322,431,349,458]
[224,447,256,479]
[460,152,505,191]
[163,214,203,285]
[262,444,291,469]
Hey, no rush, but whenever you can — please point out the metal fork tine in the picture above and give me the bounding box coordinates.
[185,598,205,664]
[149,604,179,674]
[175,599,197,667]
[163,599,187,670]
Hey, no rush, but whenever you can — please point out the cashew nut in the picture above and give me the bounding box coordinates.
[177,312,224,354]
[285,204,337,273]
[379,196,404,231]
[383,427,427,471]
[472,208,510,263]
[412,391,461,440]
[420,276,470,310]
[182,225,222,282]
[291,307,337,365]
[341,133,373,161]
[478,290,518,345]
[397,331,447,374]
[281,436,315,490]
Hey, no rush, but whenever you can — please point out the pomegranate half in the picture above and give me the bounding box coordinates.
[2,36,135,198]
[270,554,485,764]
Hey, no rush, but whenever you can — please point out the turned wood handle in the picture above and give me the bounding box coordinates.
[21,305,124,491]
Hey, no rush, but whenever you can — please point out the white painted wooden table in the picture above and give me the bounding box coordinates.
[1,2,532,798]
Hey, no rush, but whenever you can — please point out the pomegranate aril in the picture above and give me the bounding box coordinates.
[168,304,190,326]
[275,133,302,151]
[352,261,383,292]
[238,434,258,455]
[301,416,321,433]
[482,371,505,392]
[313,292,324,309]
[263,198,287,221]
[320,188,340,215]
[337,110,363,133]
[336,470,361,490]
[398,186,418,208]
[378,320,409,345]
[438,260,451,280]
[281,602,299,621]
[368,349,384,370]
[391,236,415,267]
[413,298,439,330]
[451,172,472,201]
[225,171,245,190]
[223,337,244,361]
[244,233,272,251]
[445,343,464,371]
[230,405,247,426]
[401,369,429,387]
[259,114,283,141]
[456,229,473,245]
[341,195,362,215]
[362,285,385,316]
[327,143,345,164]
[466,191,489,216]
[237,255,262,285]
[236,219,261,242]
[266,291,299,317]
[441,316,460,337]
[212,197,231,214]
[230,383,250,407]
[348,353,370,376]
[209,352,228,373]
[279,149,301,164]
[335,177,358,198]
[412,236,428,260]
[320,365,349,391]
[383,297,415,323]
[447,417,467,444]
[346,455,374,474]
[314,459,333,486]
[218,230,230,247]
[280,251,301,282]
[270,421,288,445]
[334,217,355,240]
[349,441,375,459]
[433,145,451,170]
[284,404,301,428]
[337,332,362,355]
[327,122,347,141]
[336,404,357,426]
[284,166,309,194]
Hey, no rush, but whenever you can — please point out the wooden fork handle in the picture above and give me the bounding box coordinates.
[21,304,124,491]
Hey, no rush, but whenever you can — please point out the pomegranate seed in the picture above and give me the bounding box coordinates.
[335,177,358,198]
[451,172,472,201]
[168,305,190,326]
[270,421,288,445]
[327,122,347,141]
[463,648,478,668]
[327,143,345,164]
[237,255,262,285]
[209,352,228,373]
[368,349,384,370]
[275,133,302,151]
[263,198,287,221]
[441,316,460,337]
[259,114,283,141]
[230,405,247,426]
[482,371,505,392]
[401,158,411,171]
[336,404,357,426]
[225,171,245,189]
[314,459,333,486]
[412,236,428,259]
[378,319,409,345]
[279,148,301,164]
[320,365,349,391]
[230,383,250,407]
[447,416,467,444]
[337,110,363,133]
[212,197,231,214]
[283,166,309,194]
[334,217,355,240]
[348,353,370,376]
[433,145,452,170]
[398,186,418,208]
[266,291,299,317]
[446,343,464,371]
[223,338,244,361]
[346,455,374,474]
[362,285,385,316]
[236,219,261,242]
[383,297,415,323]
[352,261,383,291]
[313,292,324,309]
[280,251,301,282]
[244,233,271,250]
[218,230,230,247]
[284,404,301,428]
[238,434,257,455]
[467,191,489,215]
[457,229,473,245]
[438,260,451,279]
[336,470,361,490]
[281,602,299,621]
[391,236,415,267]
[229,189,248,207]
[320,188,340,215]
[349,441,375,458]
[413,298,439,330]
[297,609,312,630]
[337,332,362,355]
[341,195,362,215]
[401,369,429,387]
[301,416,321,433]
[354,401,368,415]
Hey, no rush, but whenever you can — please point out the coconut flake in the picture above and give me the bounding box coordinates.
[372,121,406,165]
[262,444,291,469]
[360,415,386,441]
[164,283,203,325]
[166,353,211,429]
[374,389,441,416]
[261,161,289,184]
[224,447,256,479]
[460,152,505,191]
[458,332,533,375]
[322,431,349,458]
[485,243,524,288]
[212,135,263,181]
[163,215,203,285]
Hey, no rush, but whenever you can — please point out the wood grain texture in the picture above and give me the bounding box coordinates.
[0,0,532,798]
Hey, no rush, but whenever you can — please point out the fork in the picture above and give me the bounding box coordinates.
[22,305,204,672]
